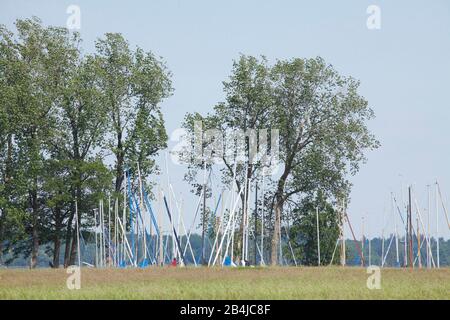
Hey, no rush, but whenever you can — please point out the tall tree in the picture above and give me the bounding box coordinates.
[94,33,172,194]
[269,57,379,264]
[0,18,110,268]
[181,55,379,265]
[15,18,91,268]
[8,17,60,268]
[182,55,273,263]
[287,193,341,266]
[49,53,111,267]
[0,24,18,264]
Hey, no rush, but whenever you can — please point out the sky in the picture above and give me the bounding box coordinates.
[1,0,450,240]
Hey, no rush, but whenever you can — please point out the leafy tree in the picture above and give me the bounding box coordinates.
[181,55,379,265]
[0,18,112,268]
[49,53,112,267]
[0,24,19,264]
[94,33,173,194]
[181,56,273,263]
[0,18,63,268]
[287,193,340,265]
[268,57,379,264]
[0,19,172,268]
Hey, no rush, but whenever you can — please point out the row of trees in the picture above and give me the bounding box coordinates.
[0,18,378,267]
[0,18,172,267]
[182,55,379,265]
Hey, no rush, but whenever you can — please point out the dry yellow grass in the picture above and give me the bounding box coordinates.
[0,266,449,299]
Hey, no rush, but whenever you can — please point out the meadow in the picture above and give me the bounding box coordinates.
[0,266,449,300]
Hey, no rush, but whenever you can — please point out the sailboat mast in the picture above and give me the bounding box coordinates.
[408,186,413,269]
[75,201,81,268]
[316,206,320,266]
[427,185,431,268]
[435,182,440,268]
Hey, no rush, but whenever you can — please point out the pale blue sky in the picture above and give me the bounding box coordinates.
[1,0,450,239]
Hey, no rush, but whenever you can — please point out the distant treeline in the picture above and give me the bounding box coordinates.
[2,234,449,268]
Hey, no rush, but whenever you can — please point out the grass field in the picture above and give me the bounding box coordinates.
[0,266,449,299]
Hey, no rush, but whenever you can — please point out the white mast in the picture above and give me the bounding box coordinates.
[436,182,440,268]
[170,184,196,265]
[101,200,105,267]
[177,194,182,253]
[158,186,163,266]
[381,206,385,267]
[361,216,365,266]
[102,199,106,267]
[94,209,98,267]
[427,185,431,268]
[103,199,106,267]
[114,198,118,267]
[212,187,243,266]
[316,206,321,266]
[340,198,346,267]
[137,162,147,262]
[108,195,111,267]
[393,194,399,267]
[122,173,127,265]
[241,162,248,265]
[414,197,436,267]
[99,200,103,267]
[75,201,81,268]
[260,168,265,265]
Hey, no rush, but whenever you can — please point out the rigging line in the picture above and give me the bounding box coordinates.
[163,195,185,265]
[393,193,419,240]
[436,182,450,230]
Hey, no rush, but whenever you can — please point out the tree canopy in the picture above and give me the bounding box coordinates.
[0,18,171,267]
[181,55,379,265]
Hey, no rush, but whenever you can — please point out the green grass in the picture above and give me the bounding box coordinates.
[0,266,449,299]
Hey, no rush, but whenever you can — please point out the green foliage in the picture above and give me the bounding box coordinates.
[287,193,340,265]
[181,55,379,264]
[0,18,170,267]
[94,33,173,192]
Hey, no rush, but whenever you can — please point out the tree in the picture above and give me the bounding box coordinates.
[268,57,379,264]
[94,33,173,194]
[287,193,340,265]
[49,53,112,267]
[1,17,64,268]
[0,18,112,268]
[181,55,274,264]
[181,55,379,266]
[0,19,173,268]
[0,24,19,264]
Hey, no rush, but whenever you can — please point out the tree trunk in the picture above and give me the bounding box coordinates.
[271,199,283,265]
[53,234,61,268]
[30,224,39,269]
[270,161,292,266]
